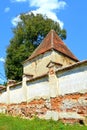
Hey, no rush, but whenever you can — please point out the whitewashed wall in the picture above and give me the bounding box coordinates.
[0,90,7,104]
[9,84,25,104]
[58,65,87,95]
[23,51,52,77]
[27,77,50,101]
[0,63,87,104]
[23,50,76,78]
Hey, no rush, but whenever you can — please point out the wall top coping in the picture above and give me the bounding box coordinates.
[56,60,87,74]
[3,60,87,90]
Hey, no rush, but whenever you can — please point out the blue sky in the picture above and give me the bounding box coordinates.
[0,0,87,84]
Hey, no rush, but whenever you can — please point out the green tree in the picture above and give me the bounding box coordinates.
[5,13,67,81]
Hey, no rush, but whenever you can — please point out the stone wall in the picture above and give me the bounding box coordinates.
[0,61,87,124]
[5,92,87,124]
[50,93,87,123]
[0,103,7,114]
[7,98,50,118]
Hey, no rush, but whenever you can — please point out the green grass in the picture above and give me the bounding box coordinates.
[0,114,87,130]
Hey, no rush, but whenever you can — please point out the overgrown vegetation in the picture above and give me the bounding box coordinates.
[0,114,87,130]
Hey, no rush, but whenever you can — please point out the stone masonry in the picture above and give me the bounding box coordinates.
[0,92,86,124]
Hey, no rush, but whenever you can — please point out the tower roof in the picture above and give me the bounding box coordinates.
[27,30,79,62]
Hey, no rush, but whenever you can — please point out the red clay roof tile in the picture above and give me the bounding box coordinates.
[28,30,79,62]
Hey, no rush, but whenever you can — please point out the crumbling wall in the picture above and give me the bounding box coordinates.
[0,103,7,114]
[6,93,87,124]
[50,93,87,123]
[0,61,87,124]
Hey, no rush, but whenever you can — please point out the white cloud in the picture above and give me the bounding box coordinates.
[0,57,5,63]
[11,15,22,26]
[29,0,66,28]
[11,0,27,2]
[30,0,66,10]
[4,7,10,13]
[11,0,66,28]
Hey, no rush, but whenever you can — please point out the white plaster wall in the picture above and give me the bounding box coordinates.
[0,91,7,104]
[10,84,25,104]
[53,51,76,67]
[23,50,76,78]
[23,51,52,77]
[58,65,87,95]
[27,77,50,101]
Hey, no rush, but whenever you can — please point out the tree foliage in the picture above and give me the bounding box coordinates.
[5,13,67,81]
